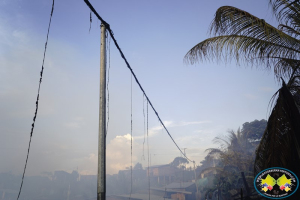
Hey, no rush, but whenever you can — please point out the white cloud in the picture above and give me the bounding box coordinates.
[106,134,142,174]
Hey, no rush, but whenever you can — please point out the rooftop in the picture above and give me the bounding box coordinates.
[165,182,195,189]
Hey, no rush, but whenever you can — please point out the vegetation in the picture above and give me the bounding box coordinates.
[170,157,189,168]
[241,119,267,143]
[197,120,266,199]
[185,0,300,198]
[185,1,300,90]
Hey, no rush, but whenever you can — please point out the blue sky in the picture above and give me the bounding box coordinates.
[0,0,279,175]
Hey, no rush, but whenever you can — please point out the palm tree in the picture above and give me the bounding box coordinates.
[184,0,300,166]
[184,0,300,91]
[206,129,254,173]
[201,129,256,199]
[185,0,300,198]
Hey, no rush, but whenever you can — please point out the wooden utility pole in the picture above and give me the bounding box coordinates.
[98,23,106,200]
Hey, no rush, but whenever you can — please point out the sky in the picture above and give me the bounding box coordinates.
[0,0,281,176]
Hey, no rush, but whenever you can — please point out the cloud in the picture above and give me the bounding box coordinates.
[106,134,142,174]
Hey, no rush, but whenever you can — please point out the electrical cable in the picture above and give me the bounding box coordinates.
[129,74,133,200]
[83,0,193,163]
[89,10,92,32]
[147,101,150,200]
[142,94,145,161]
[17,1,55,199]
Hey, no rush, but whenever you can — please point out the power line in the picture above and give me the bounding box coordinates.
[142,94,146,161]
[129,75,133,200]
[83,0,193,163]
[17,0,55,199]
[147,102,150,200]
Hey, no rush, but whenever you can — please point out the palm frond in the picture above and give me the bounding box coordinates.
[254,80,300,192]
[209,6,300,48]
[257,56,300,81]
[184,5,300,82]
[205,148,224,157]
[278,24,300,38]
[212,136,230,149]
[269,0,300,29]
[184,35,300,68]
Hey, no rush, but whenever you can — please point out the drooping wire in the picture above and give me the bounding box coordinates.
[106,31,111,136]
[129,74,133,200]
[17,1,55,200]
[89,10,92,32]
[83,0,193,163]
[147,101,150,200]
[142,94,146,161]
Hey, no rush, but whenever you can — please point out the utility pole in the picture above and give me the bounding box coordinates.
[98,23,106,200]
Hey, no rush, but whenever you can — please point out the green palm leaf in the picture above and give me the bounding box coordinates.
[184,5,300,85]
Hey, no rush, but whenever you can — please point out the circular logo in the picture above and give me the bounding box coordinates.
[254,167,299,199]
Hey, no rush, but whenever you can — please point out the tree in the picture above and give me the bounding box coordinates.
[254,81,300,199]
[185,1,300,197]
[184,0,300,174]
[202,128,258,199]
[184,1,300,95]
[206,128,254,173]
[133,162,143,170]
[170,157,189,168]
[241,119,267,142]
[241,119,267,150]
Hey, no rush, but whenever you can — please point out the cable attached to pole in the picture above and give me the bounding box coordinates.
[83,0,193,163]
[17,1,55,199]
[142,94,146,161]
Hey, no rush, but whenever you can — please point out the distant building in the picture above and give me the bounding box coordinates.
[163,182,196,200]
